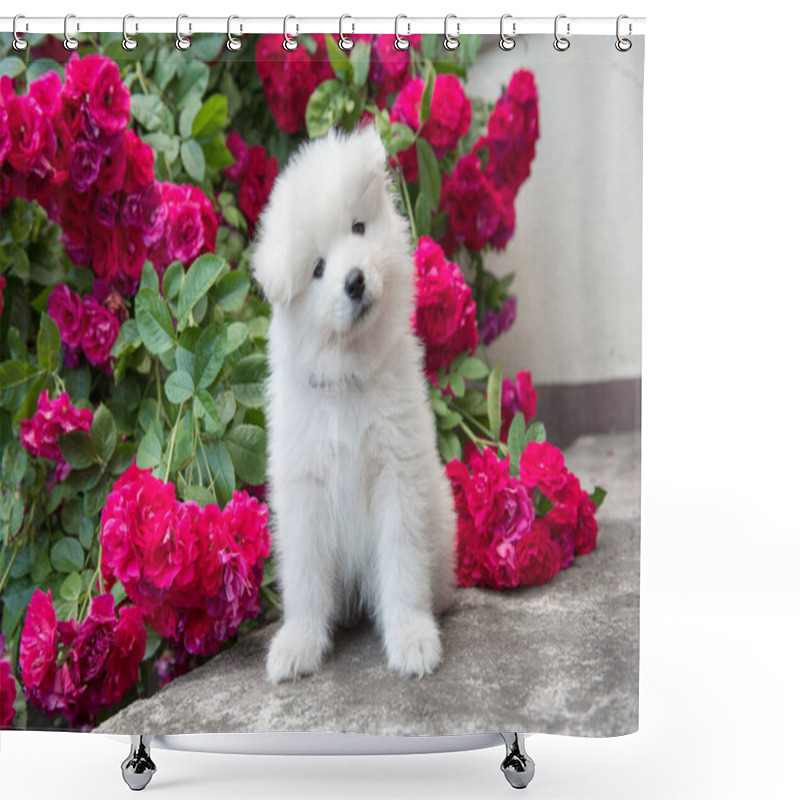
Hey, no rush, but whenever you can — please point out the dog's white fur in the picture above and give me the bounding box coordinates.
[251,126,456,683]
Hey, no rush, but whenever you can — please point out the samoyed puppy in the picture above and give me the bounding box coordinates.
[251,125,456,683]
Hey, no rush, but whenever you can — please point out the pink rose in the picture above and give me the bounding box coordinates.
[94,133,126,195]
[88,59,130,136]
[413,236,478,375]
[81,295,120,371]
[101,605,147,708]
[4,87,47,173]
[29,71,63,118]
[239,147,279,234]
[223,130,250,183]
[0,656,15,728]
[517,519,562,587]
[19,391,93,480]
[69,139,102,193]
[47,284,84,348]
[19,590,59,711]
[122,130,155,193]
[519,441,568,499]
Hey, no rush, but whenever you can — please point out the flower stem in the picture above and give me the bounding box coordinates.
[163,403,184,479]
[395,168,418,242]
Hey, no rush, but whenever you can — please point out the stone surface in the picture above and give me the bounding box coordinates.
[98,432,640,738]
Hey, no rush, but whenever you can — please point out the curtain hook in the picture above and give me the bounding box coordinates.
[615,15,632,51]
[64,13,79,51]
[283,15,299,51]
[227,15,242,51]
[499,14,516,51]
[339,14,354,51]
[122,15,138,51]
[394,15,410,51]
[175,14,191,50]
[443,13,460,51]
[12,14,28,51]
[553,14,570,52]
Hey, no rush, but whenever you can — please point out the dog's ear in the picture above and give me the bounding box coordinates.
[250,196,295,307]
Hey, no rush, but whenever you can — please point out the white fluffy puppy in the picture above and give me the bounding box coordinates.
[251,125,456,683]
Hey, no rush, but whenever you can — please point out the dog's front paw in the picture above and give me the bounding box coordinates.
[266,622,329,684]
[384,614,442,678]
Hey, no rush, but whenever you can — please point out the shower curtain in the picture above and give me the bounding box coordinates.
[0,25,642,740]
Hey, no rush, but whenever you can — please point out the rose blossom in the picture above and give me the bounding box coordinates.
[239,146,279,234]
[20,391,93,481]
[69,139,102,194]
[122,129,155,193]
[413,236,478,376]
[81,295,120,372]
[47,283,84,349]
[517,519,561,587]
[519,441,568,499]
[1,634,17,728]
[88,59,131,136]
[19,590,146,727]
[3,83,47,173]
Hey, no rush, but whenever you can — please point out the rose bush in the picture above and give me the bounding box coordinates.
[1,32,604,731]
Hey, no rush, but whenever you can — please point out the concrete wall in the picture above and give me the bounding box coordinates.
[464,36,644,387]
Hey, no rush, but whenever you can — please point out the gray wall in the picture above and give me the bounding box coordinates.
[464,36,644,389]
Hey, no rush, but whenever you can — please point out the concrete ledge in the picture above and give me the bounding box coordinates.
[98,432,640,738]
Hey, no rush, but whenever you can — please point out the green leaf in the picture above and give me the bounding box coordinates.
[180,481,216,507]
[162,261,184,300]
[142,132,180,164]
[0,361,39,409]
[26,58,64,83]
[50,538,85,573]
[415,191,431,237]
[179,96,202,140]
[90,404,117,464]
[139,261,159,294]
[508,413,526,476]
[174,61,210,110]
[110,319,141,358]
[449,372,466,398]
[459,357,490,380]
[192,94,228,139]
[181,139,206,182]
[416,138,441,207]
[438,410,463,431]
[203,136,235,171]
[193,325,227,389]
[135,287,176,355]
[229,354,269,408]
[387,122,416,156]
[144,630,163,660]
[171,412,194,469]
[78,517,95,550]
[590,486,608,511]
[216,390,236,428]
[0,56,26,79]
[194,389,221,432]
[130,94,173,133]
[58,431,95,469]
[109,441,136,476]
[225,322,249,354]
[223,424,267,484]
[526,420,547,444]
[137,429,162,469]
[177,253,227,330]
[486,363,504,440]
[213,270,251,312]
[419,62,435,126]
[59,572,82,602]
[164,370,195,404]
[305,79,349,139]
[203,440,235,504]
[85,477,109,517]
[351,40,371,87]
[37,313,61,372]
[437,431,462,464]
[324,34,354,83]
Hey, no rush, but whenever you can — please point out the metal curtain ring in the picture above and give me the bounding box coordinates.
[227,15,242,51]
[12,14,28,51]
[176,14,191,50]
[499,14,516,51]
[63,13,79,51]
[283,15,299,51]
[443,14,460,51]
[122,15,138,51]
[553,14,570,51]
[394,15,410,51]
[615,14,632,51]
[338,14,354,50]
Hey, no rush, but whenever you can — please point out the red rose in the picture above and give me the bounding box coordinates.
[239,146,279,233]
[19,590,59,702]
[101,605,147,707]
[95,133,126,195]
[519,441,568,499]
[4,87,47,173]
[122,130,155,193]
[0,657,15,728]
[81,295,120,371]
[88,59,131,136]
[19,391,93,480]
[517,519,561,587]
[47,283,84,348]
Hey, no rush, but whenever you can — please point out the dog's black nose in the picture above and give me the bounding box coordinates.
[344,268,365,302]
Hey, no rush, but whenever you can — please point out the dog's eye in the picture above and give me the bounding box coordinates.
[313,258,325,279]
[352,221,365,236]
